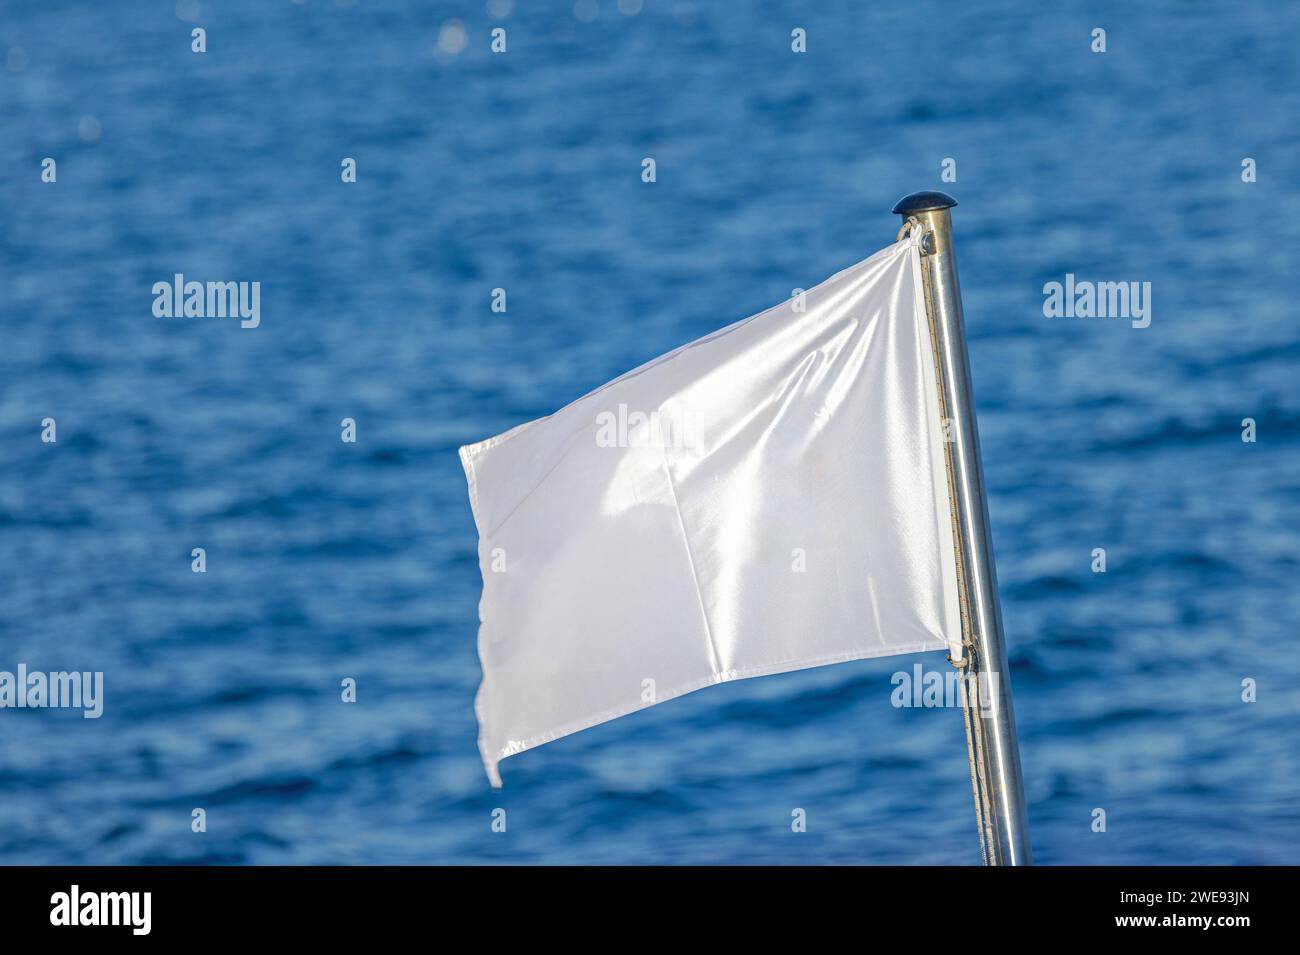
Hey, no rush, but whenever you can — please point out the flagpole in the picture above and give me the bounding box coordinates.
[893,191,1033,865]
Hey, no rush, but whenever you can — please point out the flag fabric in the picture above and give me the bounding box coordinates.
[460,230,962,787]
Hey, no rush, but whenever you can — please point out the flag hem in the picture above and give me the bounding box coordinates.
[481,640,950,787]
[907,241,966,663]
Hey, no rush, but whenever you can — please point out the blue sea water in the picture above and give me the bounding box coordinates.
[1,1,1298,865]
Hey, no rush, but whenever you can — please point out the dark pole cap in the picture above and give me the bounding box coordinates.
[892,191,957,215]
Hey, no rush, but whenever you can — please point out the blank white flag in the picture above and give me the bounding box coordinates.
[460,233,961,786]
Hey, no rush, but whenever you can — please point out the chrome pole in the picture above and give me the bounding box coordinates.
[893,191,1032,865]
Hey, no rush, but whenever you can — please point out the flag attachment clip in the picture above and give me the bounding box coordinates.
[896,215,935,254]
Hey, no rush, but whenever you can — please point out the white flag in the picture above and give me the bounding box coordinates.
[460,232,961,786]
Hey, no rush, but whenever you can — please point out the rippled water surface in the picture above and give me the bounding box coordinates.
[2,1,1298,864]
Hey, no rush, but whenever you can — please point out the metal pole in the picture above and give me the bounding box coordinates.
[893,191,1032,865]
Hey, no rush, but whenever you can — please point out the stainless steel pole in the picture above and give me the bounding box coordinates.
[893,191,1032,865]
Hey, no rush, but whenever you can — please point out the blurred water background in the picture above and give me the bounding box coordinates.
[1,0,1298,864]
